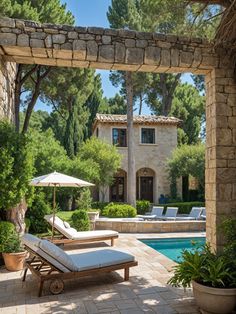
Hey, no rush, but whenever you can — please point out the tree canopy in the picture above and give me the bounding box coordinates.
[168,144,205,189]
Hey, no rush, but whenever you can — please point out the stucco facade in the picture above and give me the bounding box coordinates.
[93,114,180,204]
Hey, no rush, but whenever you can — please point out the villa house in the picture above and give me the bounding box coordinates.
[92,113,181,204]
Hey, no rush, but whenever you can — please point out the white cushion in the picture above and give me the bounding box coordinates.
[45,214,74,239]
[45,214,118,240]
[63,221,70,228]
[69,249,134,271]
[21,233,41,249]
[21,234,70,273]
[34,246,70,273]
[39,240,77,271]
[71,230,118,240]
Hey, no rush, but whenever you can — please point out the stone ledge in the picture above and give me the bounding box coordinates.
[95,220,206,233]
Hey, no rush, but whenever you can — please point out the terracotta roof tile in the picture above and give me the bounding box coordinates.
[95,113,181,125]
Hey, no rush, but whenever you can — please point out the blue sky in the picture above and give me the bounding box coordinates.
[35,0,194,113]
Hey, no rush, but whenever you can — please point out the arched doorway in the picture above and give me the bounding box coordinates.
[136,168,155,203]
[110,169,127,202]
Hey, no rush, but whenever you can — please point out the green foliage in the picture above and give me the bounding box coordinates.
[168,144,205,190]
[0,221,22,253]
[57,211,73,223]
[1,0,74,25]
[71,210,90,231]
[75,188,92,211]
[84,75,104,138]
[30,129,69,176]
[107,0,142,31]
[170,84,205,145]
[157,202,205,215]
[79,137,121,201]
[136,200,150,215]
[220,218,236,261]
[26,192,51,233]
[91,202,110,212]
[140,0,220,39]
[40,67,96,154]
[100,94,127,115]
[0,120,34,210]
[103,203,137,218]
[168,244,236,289]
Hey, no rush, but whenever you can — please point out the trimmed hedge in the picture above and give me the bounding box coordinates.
[136,200,150,215]
[156,202,205,215]
[103,203,137,218]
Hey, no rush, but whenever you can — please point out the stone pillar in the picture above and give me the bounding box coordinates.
[0,55,16,122]
[205,56,236,252]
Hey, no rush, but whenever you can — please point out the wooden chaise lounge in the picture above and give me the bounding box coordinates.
[22,234,138,297]
[44,214,119,246]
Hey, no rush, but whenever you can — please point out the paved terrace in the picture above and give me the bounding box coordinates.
[0,233,204,314]
[0,17,217,74]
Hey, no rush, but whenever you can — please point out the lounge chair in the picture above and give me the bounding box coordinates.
[137,206,164,220]
[44,215,118,246]
[21,234,137,297]
[200,207,206,220]
[174,207,203,221]
[161,207,178,220]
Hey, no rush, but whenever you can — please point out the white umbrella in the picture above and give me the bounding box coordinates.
[30,171,94,238]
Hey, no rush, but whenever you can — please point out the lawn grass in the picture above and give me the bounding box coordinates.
[57,211,73,222]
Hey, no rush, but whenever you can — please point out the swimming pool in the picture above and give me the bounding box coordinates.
[140,237,205,263]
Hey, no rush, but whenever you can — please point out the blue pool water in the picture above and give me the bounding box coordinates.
[140,237,205,263]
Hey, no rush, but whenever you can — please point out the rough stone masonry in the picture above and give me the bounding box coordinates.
[0,16,236,252]
[0,17,218,74]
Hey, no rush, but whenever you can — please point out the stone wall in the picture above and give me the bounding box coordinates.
[95,122,178,203]
[95,219,206,233]
[205,52,236,251]
[0,55,16,121]
[0,17,217,74]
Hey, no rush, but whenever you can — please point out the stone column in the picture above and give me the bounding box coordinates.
[205,56,236,252]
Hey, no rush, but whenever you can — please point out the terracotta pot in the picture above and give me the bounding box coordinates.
[2,251,28,271]
[192,280,236,314]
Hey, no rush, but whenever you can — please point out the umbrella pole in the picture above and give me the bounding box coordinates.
[52,185,56,240]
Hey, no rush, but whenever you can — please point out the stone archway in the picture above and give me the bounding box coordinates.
[0,16,236,251]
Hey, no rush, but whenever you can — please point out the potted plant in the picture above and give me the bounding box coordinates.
[168,219,236,314]
[0,221,28,271]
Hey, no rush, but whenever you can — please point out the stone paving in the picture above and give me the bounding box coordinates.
[0,232,204,314]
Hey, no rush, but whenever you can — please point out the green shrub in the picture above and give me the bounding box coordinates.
[103,203,137,218]
[0,221,22,253]
[71,210,90,231]
[26,192,51,233]
[75,188,92,210]
[136,200,150,215]
[91,201,110,213]
[156,202,205,215]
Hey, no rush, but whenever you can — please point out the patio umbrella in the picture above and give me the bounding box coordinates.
[30,171,94,238]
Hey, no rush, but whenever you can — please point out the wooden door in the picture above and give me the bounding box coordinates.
[110,177,125,202]
[140,177,153,202]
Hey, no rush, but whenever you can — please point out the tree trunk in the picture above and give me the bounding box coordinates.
[139,95,143,115]
[6,199,27,235]
[126,71,136,207]
[14,64,22,133]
